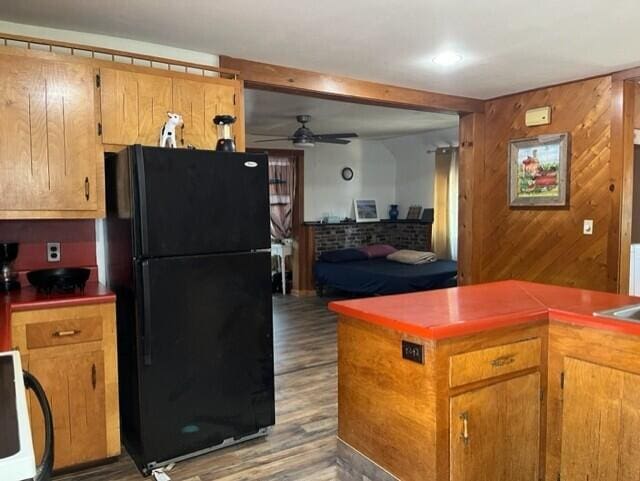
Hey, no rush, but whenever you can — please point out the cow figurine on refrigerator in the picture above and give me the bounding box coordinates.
[159,112,183,148]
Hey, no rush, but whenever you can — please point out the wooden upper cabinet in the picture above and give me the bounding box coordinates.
[100,68,172,146]
[450,372,541,481]
[172,78,242,150]
[102,70,244,151]
[560,357,640,480]
[0,52,100,215]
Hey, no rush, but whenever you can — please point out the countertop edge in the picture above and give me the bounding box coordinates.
[329,281,640,339]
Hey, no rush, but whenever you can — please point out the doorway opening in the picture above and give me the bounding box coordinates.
[245,88,460,297]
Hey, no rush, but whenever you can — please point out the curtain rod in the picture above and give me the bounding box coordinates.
[426,145,459,154]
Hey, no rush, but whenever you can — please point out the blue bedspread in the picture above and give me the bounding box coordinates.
[314,258,458,295]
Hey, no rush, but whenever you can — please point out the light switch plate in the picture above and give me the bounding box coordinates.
[583,219,594,235]
[46,242,61,262]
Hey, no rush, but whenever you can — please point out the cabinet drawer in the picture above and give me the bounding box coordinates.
[449,338,541,388]
[26,317,103,349]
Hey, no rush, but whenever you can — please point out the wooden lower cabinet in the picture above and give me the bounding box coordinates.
[560,357,640,480]
[450,372,540,481]
[10,302,119,471]
[28,350,107,468]
[338,315,546,481]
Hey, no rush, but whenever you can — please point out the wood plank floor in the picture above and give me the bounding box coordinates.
[56,295,338,481]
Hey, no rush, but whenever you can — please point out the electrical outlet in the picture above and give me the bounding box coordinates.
[47,242,61,262]
[583,219,594,235]
[402,340,424,364]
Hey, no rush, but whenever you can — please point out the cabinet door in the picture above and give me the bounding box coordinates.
[172,78,238,149]
[0,54,98,211]
[450,372,540,481]
[100,68,172,146]
[560,358,640,480]
[28,350,107,470]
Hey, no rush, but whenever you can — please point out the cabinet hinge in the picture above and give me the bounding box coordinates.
[97,122,102,136]
[95,73,101,88]
[560,372,565,390]
[91,363,97,390]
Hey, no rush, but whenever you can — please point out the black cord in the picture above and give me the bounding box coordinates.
[23,371,54,481]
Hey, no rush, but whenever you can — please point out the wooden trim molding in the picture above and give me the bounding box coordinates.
[219,55,484,114]
[457,112,485,285]
[0,32,239,78]
[611,79,637,293]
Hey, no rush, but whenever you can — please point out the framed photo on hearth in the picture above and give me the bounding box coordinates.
[508,133,569,207]
[354,199,379,222]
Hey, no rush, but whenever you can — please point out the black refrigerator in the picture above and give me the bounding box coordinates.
[104,145,274,475]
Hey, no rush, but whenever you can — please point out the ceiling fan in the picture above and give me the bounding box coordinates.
[254,115,358,148]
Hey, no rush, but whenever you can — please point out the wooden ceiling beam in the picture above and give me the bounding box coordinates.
[219,55,484,114]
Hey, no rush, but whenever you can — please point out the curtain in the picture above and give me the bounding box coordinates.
[448,149,459,260]
[432,148,458,260]
[269,154,296,241]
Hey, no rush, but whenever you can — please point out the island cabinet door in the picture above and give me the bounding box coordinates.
[450,372,540,481]
[560,357,640,480]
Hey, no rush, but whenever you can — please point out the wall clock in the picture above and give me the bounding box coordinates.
[341,167,354,181]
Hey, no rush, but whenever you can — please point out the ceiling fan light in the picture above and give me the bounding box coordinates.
[293,138,315,148]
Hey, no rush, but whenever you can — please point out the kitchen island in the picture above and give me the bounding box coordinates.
[329,280,640,481]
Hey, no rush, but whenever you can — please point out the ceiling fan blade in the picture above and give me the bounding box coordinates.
[252,138,294,143]
[313,133,359,140]
[315,138,351,145]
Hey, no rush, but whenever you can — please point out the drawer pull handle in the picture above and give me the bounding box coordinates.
[84,177,90,201]
[491,354,516,367]
[460,411,469,445]
[91,363,97,390]
[53,329,81,337]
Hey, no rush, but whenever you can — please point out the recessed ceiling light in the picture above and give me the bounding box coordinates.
[433,52,463,66]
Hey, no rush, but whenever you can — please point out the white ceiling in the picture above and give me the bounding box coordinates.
[245,89,458,139]
[2,1,640,98]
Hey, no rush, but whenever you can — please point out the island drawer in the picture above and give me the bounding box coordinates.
[449,338,541,387]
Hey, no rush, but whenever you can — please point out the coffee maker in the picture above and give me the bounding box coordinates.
[0,242,20,292]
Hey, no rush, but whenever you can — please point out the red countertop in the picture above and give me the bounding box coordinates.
[328,280,640,339]
[0,282,115,351]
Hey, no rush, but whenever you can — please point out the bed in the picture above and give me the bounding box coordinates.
[314,257,458,296]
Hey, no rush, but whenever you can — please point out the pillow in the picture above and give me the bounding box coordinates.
[359,244,397,259]
[387,250,437,265]
[318,248,369,263]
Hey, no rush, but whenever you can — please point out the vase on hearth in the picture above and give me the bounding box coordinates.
[389,204,399,221]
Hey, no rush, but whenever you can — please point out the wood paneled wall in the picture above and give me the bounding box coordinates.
[465,76,618,291]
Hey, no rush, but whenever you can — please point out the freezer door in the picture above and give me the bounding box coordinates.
[132,146,270,257]
[135,252,274,469]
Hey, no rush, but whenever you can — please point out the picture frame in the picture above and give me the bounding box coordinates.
[406,205,422,220]
[508,133,569,207]
[354,199,379,222]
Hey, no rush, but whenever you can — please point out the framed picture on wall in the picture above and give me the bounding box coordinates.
[508,133,569,207]
[354,199,379,222]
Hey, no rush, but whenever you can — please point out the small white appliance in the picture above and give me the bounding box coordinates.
[0,351,54,481]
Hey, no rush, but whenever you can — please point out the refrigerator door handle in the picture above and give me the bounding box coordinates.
[134,146,151,257]
[141,261,153,365]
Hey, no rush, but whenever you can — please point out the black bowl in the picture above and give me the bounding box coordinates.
[27,268,91,293]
